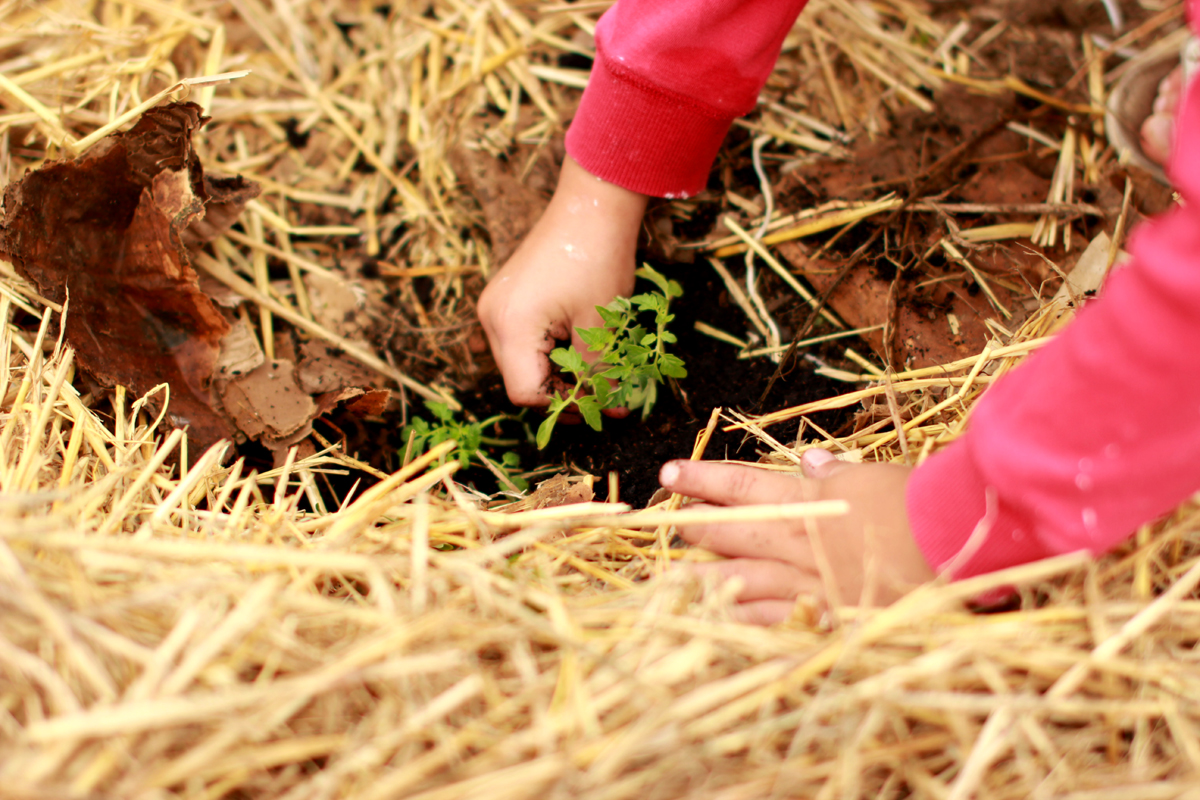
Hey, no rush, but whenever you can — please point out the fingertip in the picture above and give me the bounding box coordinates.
[1141,113,1174,166]
[505,382,549,408]
[602,406,630,419]
[800,448,837,478]
[732,600,795,627]
[659,460,685,489]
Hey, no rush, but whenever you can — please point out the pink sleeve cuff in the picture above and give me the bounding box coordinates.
[565,44,735,199]
[906,442,1055,580]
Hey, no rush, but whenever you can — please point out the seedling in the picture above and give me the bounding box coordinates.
[403,402,527,491]
[537,265,687,449]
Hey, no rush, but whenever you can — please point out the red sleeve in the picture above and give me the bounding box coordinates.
[566,0,809,198]
[907,19,1200,578]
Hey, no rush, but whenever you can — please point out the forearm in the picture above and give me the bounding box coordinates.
[909,196,1200,578]
[909,14,1200,578]
[567,0,810,197]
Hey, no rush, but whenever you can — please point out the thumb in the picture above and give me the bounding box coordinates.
[490,325,558,408]
[800,448,851,479]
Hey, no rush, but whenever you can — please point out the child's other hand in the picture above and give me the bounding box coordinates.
[1141,65,1184,166]
[659,450,936,625]
[477,156,648,408]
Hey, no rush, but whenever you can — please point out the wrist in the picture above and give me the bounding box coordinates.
[551,155,649,230]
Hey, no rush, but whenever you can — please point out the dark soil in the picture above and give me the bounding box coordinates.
[341,255,857,509]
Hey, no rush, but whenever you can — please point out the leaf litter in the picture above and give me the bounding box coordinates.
[0,101,390,461]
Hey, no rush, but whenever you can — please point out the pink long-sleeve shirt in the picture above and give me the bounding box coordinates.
[566,0,1200,578]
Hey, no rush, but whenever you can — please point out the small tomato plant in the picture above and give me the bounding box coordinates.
[403,401,527,491]
[537,264,687,449]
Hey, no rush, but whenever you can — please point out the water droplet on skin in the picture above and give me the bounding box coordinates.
[1078,457,1094,473]
[1105,443,1120,459]
[1075,474,1094,491]
[1082,507,1098,531]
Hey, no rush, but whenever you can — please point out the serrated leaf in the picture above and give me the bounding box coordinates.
[604,364,632,381]
[660,331,677,344]
[660,353,688,378]
[640,333,657,346]
[597,306,623,328]
[426,401,454,422]
[636,264,671,296]
[630,292,659,311]
[577,326,610,351]
[590,375,611,404]
[634,364,661,382]
[576,395,603,430]
[461,424,482,456]
[549,347,587,374]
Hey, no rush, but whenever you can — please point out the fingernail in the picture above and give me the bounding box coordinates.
[659,461,682,487]
[801,448,836,472]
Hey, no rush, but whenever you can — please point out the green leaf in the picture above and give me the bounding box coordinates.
[590,375,612,404]
[659,353,688,378]
[660,331,677,344]
[640,380,658,417]
[604,364,631,382]
[426,401,454,423]
[549,347,587,374]
[576,395,603,430]
[536,412,559,450]
[597,305,624,329]
[461,423,482,456]
[634,363,662,383]
[631,292,661,312]
[665,279,683,299]
[576,326,610,351]
[640,333,657,346]
[636,264,671,296]
[501,451,520,467]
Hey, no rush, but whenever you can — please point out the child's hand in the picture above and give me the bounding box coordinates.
[477,156,648,407]
[659,450,936,624]
[1141,65,1184,166]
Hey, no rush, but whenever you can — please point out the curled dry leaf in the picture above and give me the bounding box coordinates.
[0,102,259,448]
[219,359,316,444]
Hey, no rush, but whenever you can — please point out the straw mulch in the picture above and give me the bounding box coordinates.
[4,1,1200,798]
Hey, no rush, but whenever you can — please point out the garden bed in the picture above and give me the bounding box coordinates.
[2,0,1199,797]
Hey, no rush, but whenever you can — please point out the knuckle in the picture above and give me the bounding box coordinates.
[726,467,759,503]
